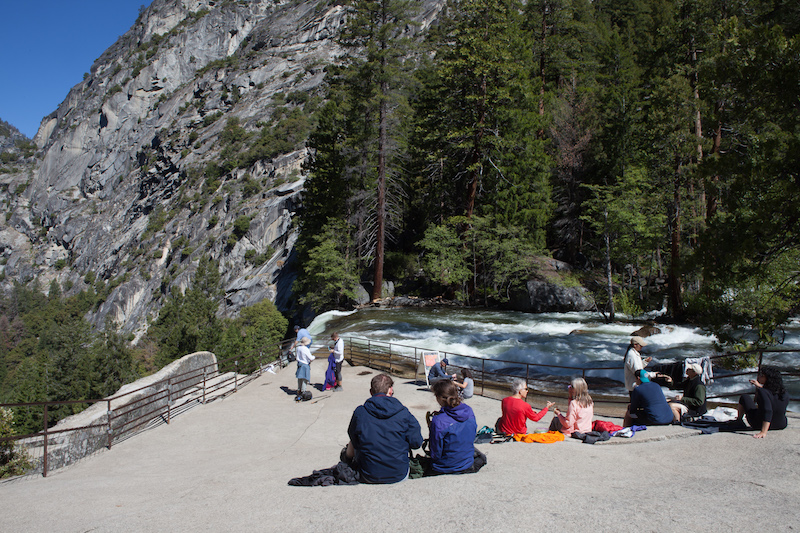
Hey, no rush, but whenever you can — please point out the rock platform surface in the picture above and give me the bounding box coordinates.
[2,362,798,532]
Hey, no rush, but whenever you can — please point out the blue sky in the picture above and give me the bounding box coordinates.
[0,1,152,139]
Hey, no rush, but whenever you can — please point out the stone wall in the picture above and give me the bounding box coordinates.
[27,351,217,475]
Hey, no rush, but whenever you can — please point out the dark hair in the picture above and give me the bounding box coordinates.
[759,366,786,397]
[432,379,461,408]
[461,368,472,379]
[370,374,393,395]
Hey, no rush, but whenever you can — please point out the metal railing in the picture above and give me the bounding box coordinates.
[344,336,799,403]
[0,340,293,478]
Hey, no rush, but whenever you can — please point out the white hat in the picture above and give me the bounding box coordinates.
[631,336,648,346]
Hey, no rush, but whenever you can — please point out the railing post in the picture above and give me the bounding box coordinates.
[235,360,239,392]
[107,399,113,450]
[202,367,207,404]
[167,378,172,424]
[42,404,48,478]
[481,359,485,396]
[525,363,530,384]
[414,347,419,384]
[389,343,393,374]
[368,339,371,366]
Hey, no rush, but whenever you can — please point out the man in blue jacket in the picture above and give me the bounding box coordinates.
[623,372,674,426]
[345,374,423,483]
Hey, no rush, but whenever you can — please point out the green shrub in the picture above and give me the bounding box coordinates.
[233,216,250,239]
[202,111,223,127]
[0,408,33,479]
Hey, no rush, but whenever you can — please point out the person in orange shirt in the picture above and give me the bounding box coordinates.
[496,378,554,435]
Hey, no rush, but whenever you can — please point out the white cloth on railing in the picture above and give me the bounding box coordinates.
[684,356,713,384]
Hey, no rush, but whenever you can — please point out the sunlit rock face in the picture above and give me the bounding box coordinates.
[0,0,445,337]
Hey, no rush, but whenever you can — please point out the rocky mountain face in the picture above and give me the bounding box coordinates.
[0,0,445,340]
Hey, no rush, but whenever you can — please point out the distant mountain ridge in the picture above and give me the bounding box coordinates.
[0,120,31,152]
[0,0,444,339]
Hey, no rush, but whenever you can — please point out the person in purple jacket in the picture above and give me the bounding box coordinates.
[427,380,486,475]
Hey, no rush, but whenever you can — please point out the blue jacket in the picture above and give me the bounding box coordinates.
[429,403,477,473]
[348,394,423,484]
[296,328,312,345]
[630,382,673,425]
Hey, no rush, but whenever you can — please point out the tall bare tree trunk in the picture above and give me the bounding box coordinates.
[372,69,388,301]
[466,74,487,218]
[669,162,684,320]
[604,208,615,322]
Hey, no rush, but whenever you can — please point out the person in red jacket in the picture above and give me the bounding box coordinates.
[496,378,554,435]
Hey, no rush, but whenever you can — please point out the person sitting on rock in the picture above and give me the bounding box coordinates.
[736,365,789,439]
[663,363,707,422]
[426,380,485,475]
[454,368,474,399]
[428,358,455,385]
[623,372,673,427]
[344,374,423,483]
[496,378,554,435]
[550,377,594,436]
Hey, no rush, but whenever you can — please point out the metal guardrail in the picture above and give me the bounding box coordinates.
[344,336,799,403]
[0,340,293,478]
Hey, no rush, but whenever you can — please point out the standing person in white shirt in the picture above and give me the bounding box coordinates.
[623,336,653,395]
[331,332,345,391]
[295,337,315,401]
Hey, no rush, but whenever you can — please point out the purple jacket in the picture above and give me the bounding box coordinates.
[429,402,477,473]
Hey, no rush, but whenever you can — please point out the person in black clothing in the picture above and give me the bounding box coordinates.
[664,363,707,422]
[737,366,789,439]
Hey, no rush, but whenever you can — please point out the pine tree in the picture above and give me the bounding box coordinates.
[337,0,419,300]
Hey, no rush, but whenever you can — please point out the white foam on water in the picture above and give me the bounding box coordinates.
[308,309,358,337]
[321,307,798,409]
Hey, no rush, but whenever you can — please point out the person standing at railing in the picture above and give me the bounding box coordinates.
[295,337,314,401]
[331,332,344,391]
[293,325,313,351]
[623,336,655,394]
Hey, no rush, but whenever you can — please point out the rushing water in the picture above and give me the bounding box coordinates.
[306,308,800,411]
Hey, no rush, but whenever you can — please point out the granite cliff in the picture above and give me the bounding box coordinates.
[0,0,444,339]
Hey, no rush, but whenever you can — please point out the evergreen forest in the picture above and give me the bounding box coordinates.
[0,257,287,434]
[296,0,799,346]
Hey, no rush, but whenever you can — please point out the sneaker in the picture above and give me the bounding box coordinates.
[335,386,343,391]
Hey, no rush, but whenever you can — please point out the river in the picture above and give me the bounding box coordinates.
[304,307,800,411]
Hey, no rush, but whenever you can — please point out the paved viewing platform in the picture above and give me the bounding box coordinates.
[2,361,799,532]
